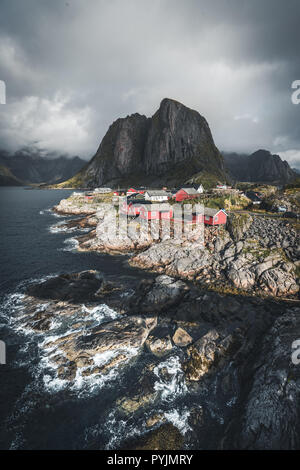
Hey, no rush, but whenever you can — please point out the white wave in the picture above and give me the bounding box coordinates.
[81,304,120,323]
[154,355,187,401]
[49,222,77,234]
[103,411,141,450]
[164,408,191,434]
[60,237,79,252]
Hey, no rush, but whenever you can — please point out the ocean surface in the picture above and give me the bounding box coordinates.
[0,187,194,450]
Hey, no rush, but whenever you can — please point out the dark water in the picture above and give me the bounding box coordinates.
[0,188,192,450]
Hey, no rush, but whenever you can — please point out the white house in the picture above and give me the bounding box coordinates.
[94,187,112,194]
[197,184,204,193]
[144,190,170,202]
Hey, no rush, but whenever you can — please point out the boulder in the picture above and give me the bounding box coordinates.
[172,327,193,347]
[146,334,173,357]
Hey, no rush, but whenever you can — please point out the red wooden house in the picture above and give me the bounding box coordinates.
[174,187,199,202]
[160,208,173,220]
[126,188,145,195]
[139,206,161,220]
[203,208,227,225]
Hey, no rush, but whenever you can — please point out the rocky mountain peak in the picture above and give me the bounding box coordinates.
[224,148,297,184]
[75,98,226,188]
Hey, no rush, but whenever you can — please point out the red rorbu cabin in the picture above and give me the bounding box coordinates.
[174,187,199,202]
[126,188,145,195]
[203,208,227,225]
[139,206,161,220]
[127,188,137,195]
[160,208,173,220]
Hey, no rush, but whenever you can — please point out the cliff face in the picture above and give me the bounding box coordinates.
[84,113,150,186]
[224,149,297,184]
[74,98,226,187]
[143,98,224,181]
[248,150,296,183]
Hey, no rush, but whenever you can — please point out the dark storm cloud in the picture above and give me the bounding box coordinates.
[0,0,300,167]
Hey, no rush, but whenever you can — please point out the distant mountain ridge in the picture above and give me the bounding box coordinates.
[0,164,23,186]
[223,149,297,184]
[0,148,86,185]
[62,98,228,188]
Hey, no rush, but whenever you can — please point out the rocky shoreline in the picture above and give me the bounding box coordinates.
[19,268,300,449]
[19,194,298,449]
[53,196,300,299]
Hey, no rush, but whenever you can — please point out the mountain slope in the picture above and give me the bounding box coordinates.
[0,164,23,186]
[62,98,227,188]
[224,149,297,184]
[0,148,86,185]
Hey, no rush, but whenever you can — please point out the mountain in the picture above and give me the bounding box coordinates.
[0,148,86,185]
[62,98,227,188]
[223,149,297,184]
[292,168,300,175]
[0,164,24,186]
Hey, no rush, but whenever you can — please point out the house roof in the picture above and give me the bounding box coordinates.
[204,208,226,217]
[145,190,169,196]
[180,187,199,195]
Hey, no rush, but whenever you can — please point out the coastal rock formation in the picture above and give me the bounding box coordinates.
[64,98,227,187]
[233,309,300,450]
[130,216,299,298]
[172,327,193,347]
[45,315,158,381]
[18,267,300,448]
[54,195,104,215]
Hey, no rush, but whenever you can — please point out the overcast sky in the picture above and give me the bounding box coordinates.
[1,0,300,168]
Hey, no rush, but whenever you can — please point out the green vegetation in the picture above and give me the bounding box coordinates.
[242,243,288,262]
[284,177,300,190]
[205,194,249,210]
[53,170,86,188]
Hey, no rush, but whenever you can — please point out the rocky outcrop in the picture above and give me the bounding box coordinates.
[123,423,184,450]
[46,315,157,381]
[53,195,104,215]
[17,268,300,449]
[226,213,253,242]
[130,216,299,298]
[233,309,300,450]
[172,327,193,347]
[26,270,104,304]
[66,98,227,187]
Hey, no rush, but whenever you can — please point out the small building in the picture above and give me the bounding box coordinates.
[277,205,287,213]
[174,187,199,202]
[246,191,261,205]
[127,188,138,195]
[203,208,227,225]
[94,187,112,194]
[126,188,145,196]
[144,190,170,202]
[139,206,161,220]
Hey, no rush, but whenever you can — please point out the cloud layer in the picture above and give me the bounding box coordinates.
[0,0,300,167]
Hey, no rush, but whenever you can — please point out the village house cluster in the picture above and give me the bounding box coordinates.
[85,183,229,226]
